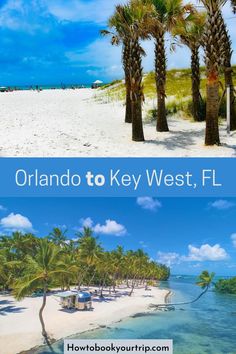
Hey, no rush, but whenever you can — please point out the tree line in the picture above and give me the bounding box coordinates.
[0,228,169,344]
[102,0,236,146]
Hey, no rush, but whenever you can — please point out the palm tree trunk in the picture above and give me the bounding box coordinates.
[132,97,144,141]
[125,85,132,123]
[218,11,236,130]
[130,38,145,142]
[129,281,135,296]
[77,265,90,290]
[154,287,209,309]
[224,66,236,131]
[129,273,138,296]
[191,46,203,122]
[100,274,107,298]
[205,70,220,146]
[155,33,169,132]
[39,286,50,345]
[123,40,132,124]
[88,270,96,290]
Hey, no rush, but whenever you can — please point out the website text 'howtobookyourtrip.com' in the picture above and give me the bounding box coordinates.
[64,340,173,354]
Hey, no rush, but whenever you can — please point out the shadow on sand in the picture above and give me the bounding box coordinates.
[0,300,27,316]
[144,125,236,155]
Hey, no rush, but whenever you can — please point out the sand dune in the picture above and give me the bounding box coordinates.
[0,286,168,354]
[0,89,235,157]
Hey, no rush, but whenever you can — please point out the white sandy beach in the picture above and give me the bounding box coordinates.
[0,88,235,157]
[0,286,168,354]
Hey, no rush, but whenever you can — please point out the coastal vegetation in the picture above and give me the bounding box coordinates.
[102,0,236,145]
[0,228,170,343]
[215,276,236,294]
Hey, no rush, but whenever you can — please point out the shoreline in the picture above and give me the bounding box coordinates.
[21,288,173,354]
[0,286,169,354]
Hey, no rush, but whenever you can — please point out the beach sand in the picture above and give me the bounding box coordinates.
[0,286,168,354]
[0,89,235,157]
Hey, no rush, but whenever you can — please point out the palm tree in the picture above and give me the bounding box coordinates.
[76,228,103,289]
[57,253,78,290]
[195,270,215,294]
[101,18,133,123]
[1,230,172,331]
[153,270,215,309]
[0,251,15,291]
[230,0,236,13]
[150,0,193,132]
[48,227,68,246]
[110,246,125,292]
[173,11,206,121]
[12,239,68,345]
[219,11,236,130]
[103,1,153,141]
[201,0,227,145]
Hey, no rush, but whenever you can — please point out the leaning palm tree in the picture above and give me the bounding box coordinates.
[200,0,227,145]
[12,239,68,346]
[172,11,206,121]
[152,270,215,309]
[195,270,215,294]
[149,0,193,132]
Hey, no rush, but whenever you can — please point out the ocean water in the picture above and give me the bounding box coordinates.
[4,84,91,91]
[36,276,236,354]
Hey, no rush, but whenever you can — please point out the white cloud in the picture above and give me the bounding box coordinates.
[157,243,229,267]
[0,213,33,231]
[184,244,229,262]
[46,0,126,24]
[78,217,127,236]
[139,241,148,249]
[208,200,235,210]
[65,37,123,80]
[0,0,53,33]
[79,217,93,228]
[137,197,162,212]
[94,219,127,236]
[157,252,181,267]
[231,234,236,248]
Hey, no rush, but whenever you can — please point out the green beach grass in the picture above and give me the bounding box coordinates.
[99,66,236,121]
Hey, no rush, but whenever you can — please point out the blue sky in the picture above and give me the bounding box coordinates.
[0,197,236,276]
[0,0,235,86]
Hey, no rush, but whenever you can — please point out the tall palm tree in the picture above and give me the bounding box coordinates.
[48,227,68,246]
[201,0,227,145]
[13,239,68,345]
[173,11,206,121]
[110,246,125,291]
[149,0,193,132]
[101,19,133,124]
[0,251,15,291]
[76,228,103,289]
[218,11,236,130]
[57,253,78,290]
[103,1,153,141]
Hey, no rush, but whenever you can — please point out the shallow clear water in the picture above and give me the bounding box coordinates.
[36,276,236,354]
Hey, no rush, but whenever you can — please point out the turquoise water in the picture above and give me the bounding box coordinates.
[36,276,236,354]
[6,84,91,90]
